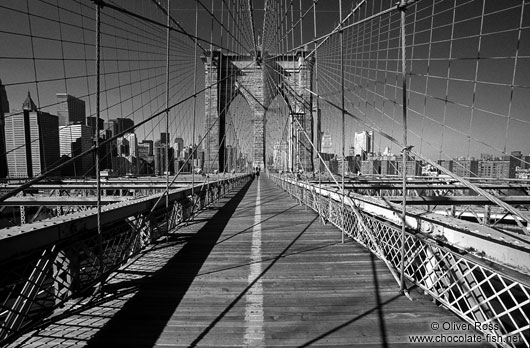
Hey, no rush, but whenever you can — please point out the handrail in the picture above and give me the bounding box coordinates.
[271,174,530,348]
[0,174,252,345]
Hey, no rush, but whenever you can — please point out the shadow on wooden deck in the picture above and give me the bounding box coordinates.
[81,179,254,347]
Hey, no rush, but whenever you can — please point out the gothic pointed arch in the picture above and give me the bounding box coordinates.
[202,49,314,172]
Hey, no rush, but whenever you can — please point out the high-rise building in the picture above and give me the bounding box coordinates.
[0,79,10,178]
[174,137,184,159]
[160,132,170,145]
[59,124,93,176]
[154,139,174,175]
[86,116,104,134]
[114,118,134,134]
[56,93,86,126]
[97,128,114,171]
[137,141,154,175]
[353,131,374,159]
[104,120,118,137]
[125,133,138,159]
[5,92,59,178]
[113,133,138,175]
[138,142,148,159]
[117,136,129,157]
[0,80,8,114]
[139,140,153,156]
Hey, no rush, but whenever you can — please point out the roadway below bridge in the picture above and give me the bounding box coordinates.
[10,177,491,347]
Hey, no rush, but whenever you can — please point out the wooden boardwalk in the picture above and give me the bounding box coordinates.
[11,177,490,347]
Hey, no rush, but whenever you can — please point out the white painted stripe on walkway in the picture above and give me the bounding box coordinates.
[243,178,265,347]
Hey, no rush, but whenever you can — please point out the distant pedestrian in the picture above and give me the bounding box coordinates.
[255,166,260,178]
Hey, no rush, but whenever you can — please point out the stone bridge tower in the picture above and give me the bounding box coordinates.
[202,49,314,173]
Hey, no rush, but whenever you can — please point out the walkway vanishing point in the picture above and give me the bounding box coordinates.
[8,176,491,348]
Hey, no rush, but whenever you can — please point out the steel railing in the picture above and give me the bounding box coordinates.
[271,174,529,348]
[0,174,251,345]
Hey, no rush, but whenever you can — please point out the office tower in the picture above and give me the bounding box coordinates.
[56,93,86,126]
[86,116,104,134]
[174,137,184,159]
[138,142,150,162]
[0,79,9,178]
[114,117,134,134]
[115,132,138,174]
[138,141,154,175]
[0,80,8,114]
[353,131,374,159]
[5,92,59,178]
[59,124,93,176]
[160,132,169,145]
[124,132,138,159]
[117,136,130,157]
[104,119,118,137]
[139,140,153,156]
[154,139,174,175]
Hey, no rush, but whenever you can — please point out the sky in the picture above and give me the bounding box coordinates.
[0,0,529,163]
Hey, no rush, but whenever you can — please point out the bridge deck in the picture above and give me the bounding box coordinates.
[11,177,489,347]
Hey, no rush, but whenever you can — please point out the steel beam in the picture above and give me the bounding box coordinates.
[284,176,530,275]
[0,175,250,261]
[1,197,126,206]
[381,195,530,205]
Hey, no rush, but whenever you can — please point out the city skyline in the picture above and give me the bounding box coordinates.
[0,87,209,178]
[0,1,529,175]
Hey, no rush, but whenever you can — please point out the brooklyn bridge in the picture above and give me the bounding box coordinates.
[0,1,529,347]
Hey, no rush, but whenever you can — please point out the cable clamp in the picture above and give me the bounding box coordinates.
[91,0,106,8]
[396,0,408,10]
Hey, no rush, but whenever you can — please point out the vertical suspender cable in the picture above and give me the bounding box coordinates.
[220,1,224,175]
[313,0,322,214]
[221,2,227,175]
[339,0,345,244]
[192,0,198,214]
[299,0,304,171]
[94,0,104,288]
[207,0,214,174]
[291,1,298,174]
[165,0,171,223]
[399,0,408,294]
